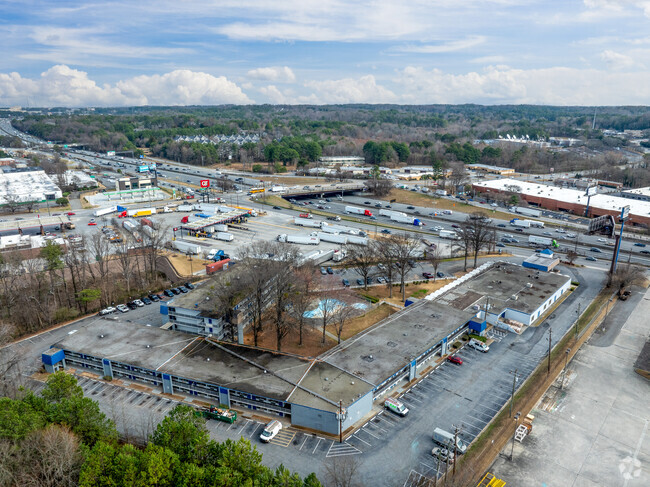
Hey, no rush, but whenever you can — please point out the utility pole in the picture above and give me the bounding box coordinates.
[452,425,461,477]
[510,412,521,461]
[575,303,581,339]
[546,328,553,374]
[510,369,518,417]
[338,400,343,443]
[561,348,571,390]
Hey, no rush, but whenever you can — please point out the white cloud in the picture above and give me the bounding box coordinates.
[600,49,636,69]
[304,75,397,103]
[393,36,486,54]
[0,65,252,107]
[247,66,296,83]
[258,85,290,103]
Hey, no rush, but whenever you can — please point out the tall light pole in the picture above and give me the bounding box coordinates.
[561,348,571,390]
[510,412,521,461]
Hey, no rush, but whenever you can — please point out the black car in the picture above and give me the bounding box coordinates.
[142,297,152,305]
[184,282,195,290]
[366,277,372,284]
[178,286,189,293]
[641,250,650,255]
[634,242,646,247]
[273,206,282,210]
[407,206,415,209]
[364,201,371,205]
[127,301,138,310]
[148,294,160,302]
[170,288,180,295]
[437,271,445,278]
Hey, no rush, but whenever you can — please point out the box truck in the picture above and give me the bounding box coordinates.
[172,240,202,255]
[177,204,194,212]
[528,235,559,248]
[213,224,228,232]
[510,219,531,228]
[277,234,320,245]
[432,428,467,454]
[345,206,373,217]
[514,206,542,218]
[294,217,323,228]
[127,208,156,217]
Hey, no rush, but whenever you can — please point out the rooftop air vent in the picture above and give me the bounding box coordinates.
[526,283,533,288]
[511,294,518,300]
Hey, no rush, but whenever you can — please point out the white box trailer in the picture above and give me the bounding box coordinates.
[314,232,348,244]
[304,249,335,265]
[172,240,202,255]
[213,224,228,232]
[528,235,558,247]
[514,206,542,218]
[439,230,459,239]
[94,206,117,217]
[379,209,407,218]
[435,189,448,196]
[346,235,369,246]
[510,219,531,228]
[277,234,320,245]
[214,232,234,242]
[177,204,194,212]
[140,225,155,238]
[390,214,423,226]
[523,219,544,228]
[332,249,347,262]
[122,220,137,233]
[324,225,360,235]
[294,217,323,228]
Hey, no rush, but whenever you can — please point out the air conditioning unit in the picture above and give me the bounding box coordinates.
[526,283,533,288]
[511,294,518,300]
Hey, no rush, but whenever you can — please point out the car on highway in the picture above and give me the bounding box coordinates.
[88,222,97,226]
[543,231,552,236]
[451,224,460,228]
[381,229,391,234]
[497,224,506,227]
[116,304,129,313]
[273,206,282,210]
[641,250,650,255]
[364,201,371,205]
[406,205,415,209]
[422,272,433,279]
[634,242,646,247]
[597,238,607,242]
[510,238,519,243]
[590,247,602,253]
[66,212,76,216]
[586,256,597,261]
[447,355,463,365]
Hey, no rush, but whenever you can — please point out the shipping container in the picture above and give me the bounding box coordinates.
[206,258,231,274]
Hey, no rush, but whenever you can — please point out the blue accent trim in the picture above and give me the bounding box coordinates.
[159,303,169,316]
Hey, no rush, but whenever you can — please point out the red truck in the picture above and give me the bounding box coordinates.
[299,213,313,219]
[181,216,189,224]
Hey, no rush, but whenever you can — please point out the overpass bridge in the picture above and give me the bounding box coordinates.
[280,182,366,199]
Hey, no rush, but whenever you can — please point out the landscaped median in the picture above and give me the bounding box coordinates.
[451,286,617,486]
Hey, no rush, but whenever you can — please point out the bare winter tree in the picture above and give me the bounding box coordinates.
[426,245,443,281]
[448,162,468,195]
[289,264,318,346]
[609,263,645,290]
[466,212,494,268]
[391,233,421,302]
[330,290,357,344]
[207,266,249,342]
[347,241,378,291]
[376,237,398,298]
[266,242,301,352]
[319,290,340,345]
[453,224,474,272]
[322,455,362,487]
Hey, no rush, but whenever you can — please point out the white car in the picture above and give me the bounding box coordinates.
[598,238,607,242]
[116,304,129,313]
[133,299,145,307]
[99,306,116,316]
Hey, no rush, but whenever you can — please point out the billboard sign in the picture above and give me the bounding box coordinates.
[586,186,597,196]
[138,165,149,173]
[200,179,210,188]
[621,205,630,220]
[106,151,116,156]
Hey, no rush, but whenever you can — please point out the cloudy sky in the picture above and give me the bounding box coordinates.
[1,0,650,107]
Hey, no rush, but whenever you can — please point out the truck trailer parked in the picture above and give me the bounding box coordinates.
[294,217,323,228]
[313,232,348,244]
[214,232,234,242]
[346,235,369,246]
[127,208,156,218]
[277,234,320,245]
[172,240,202,255]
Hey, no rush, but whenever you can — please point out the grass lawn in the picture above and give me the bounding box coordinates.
[357,279,450,307]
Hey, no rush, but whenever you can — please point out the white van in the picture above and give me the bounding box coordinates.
[384,397,409,417]
[260,420,282,443]
[443,210,453,215]
[469,338,489,353]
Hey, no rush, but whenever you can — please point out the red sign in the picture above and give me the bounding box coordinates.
[200,179,210,188]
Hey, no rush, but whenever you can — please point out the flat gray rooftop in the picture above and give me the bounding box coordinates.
[53,320,197,371]
[437,263,570,315]
[323,300,476,386]
[168,281,217,314]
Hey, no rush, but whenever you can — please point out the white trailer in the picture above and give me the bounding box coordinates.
[140,225,155,238]
[528,235,559,248]
[345,205,372,216]
[510,219,531,228]
[435,189,448,196]
[332,249,347,262]
[324,225,360,235]
[514,206,542,218]
[214,232,234,242]
[346,235,369,246]
[213,224,228,232]
[94,206,117,217]
[390,214,423,226]
[127,207,156,217]
[177,204,194,212]
[294,217,323,228]
[439,230,459,239]
[277,234,320,245]
[523,219,544,228]
[314,232,348,244]
[304,249,335,265]
[172,240,202,255]
[379,209,407,218]
[122,220,137,233]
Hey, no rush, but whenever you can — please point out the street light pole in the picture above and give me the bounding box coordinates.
[510,412,521,461]
[561,348,571,390]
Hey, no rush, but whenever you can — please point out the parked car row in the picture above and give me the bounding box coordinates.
[99,282,196,315]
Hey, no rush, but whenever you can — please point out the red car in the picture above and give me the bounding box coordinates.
[87,222,97,226]
[422,272,433,279]
[66,212,76,216]
[447,355,463,365]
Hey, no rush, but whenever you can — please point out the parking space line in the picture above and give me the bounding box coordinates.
[248,422,263,437]
[352,434,371,446]
[298,434,309,451]
[360,426,380,440]
[367,422,388,434]
[236,419,250,435]
[403,394,423,404]
[312,438,324,454]
[461,421,484,433]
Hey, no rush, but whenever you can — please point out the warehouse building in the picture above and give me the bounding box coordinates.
[473,178,650,227]
[0,168,62,205]
[42,262,571,436]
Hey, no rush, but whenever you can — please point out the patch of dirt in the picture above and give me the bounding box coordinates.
[164,251,212,277]
[326,303,398,341]
[357,279,450,307]
[243,320,338,358]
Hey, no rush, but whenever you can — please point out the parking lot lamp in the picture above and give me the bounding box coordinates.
[510,412,521,461]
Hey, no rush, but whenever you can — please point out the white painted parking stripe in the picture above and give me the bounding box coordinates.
[236,419,250,435]
[477,403,500,413]
[360,426,381,440]
[299,435,309,450]
[403,394,423,404]
[249,423,263,438]
[352,434,371,446]
[368,422,388,434]
[312,438,323,454]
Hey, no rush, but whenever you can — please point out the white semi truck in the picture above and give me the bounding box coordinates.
[528,235,558,248]
[439,230,459,239]
[294,217,323,228]
[313,232,348,244]
[514,206,542,218]
[277,234,320,245]
[390,214,423,226]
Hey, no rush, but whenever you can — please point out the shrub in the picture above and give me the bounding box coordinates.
[468,333,487,343]
[252,164,263,173]
[360,294,379,304]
